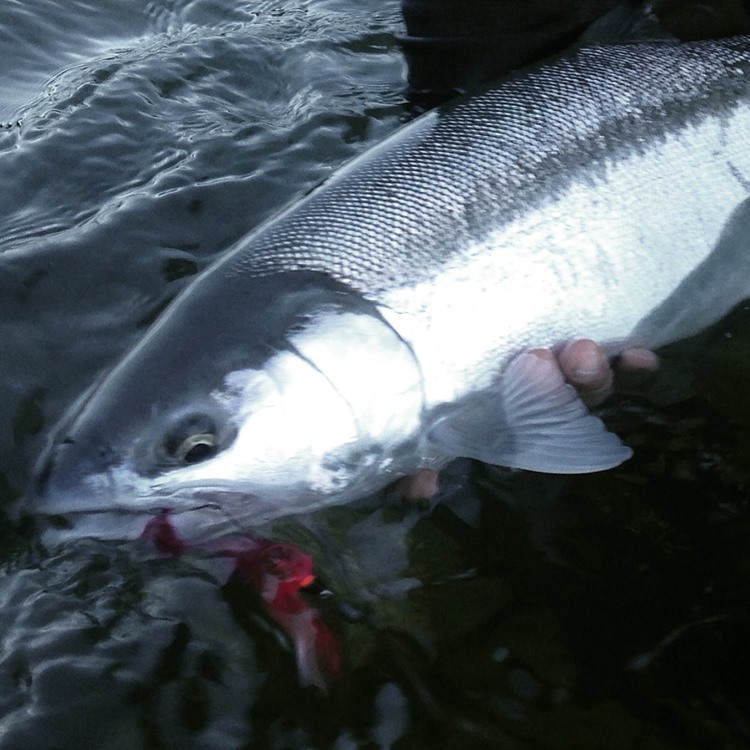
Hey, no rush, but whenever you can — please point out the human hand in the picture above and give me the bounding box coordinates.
[398,340,659,500]
[552,339,659,407]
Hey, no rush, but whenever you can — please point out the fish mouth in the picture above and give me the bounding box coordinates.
[29,437,331,545]
[34,492,255,547]
[30,436,220,517]
[29,445,256,544]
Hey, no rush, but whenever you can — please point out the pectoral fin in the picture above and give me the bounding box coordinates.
[428,351,632,473]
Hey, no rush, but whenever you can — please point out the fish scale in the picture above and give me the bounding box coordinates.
[226,39,750,296]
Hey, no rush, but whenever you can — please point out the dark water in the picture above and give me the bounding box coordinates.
[2,1,750,748]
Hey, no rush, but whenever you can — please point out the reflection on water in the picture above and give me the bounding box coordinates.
[1,1,750,748]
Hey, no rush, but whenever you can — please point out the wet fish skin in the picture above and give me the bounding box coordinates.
[30,37,750,542]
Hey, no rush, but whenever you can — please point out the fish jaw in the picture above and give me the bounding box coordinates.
[30,438,235,546]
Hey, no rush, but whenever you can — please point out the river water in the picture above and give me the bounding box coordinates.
[2,1,750,748]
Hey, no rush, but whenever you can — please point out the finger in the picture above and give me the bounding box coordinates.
[615,347,660,373]
[557,339,614,407]
[397,467,440,501]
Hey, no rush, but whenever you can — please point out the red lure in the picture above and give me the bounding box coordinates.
[141,512,341,690]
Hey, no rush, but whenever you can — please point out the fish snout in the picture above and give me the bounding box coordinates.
[29,432,120,517]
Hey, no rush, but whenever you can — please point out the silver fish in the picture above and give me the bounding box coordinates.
[30,37,750,542]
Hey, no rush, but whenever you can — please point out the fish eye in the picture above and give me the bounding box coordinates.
[162,414,219,465]
[177,433,216,464]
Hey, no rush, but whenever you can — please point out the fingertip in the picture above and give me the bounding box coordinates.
[617,348,660,373]
[397,468,439,501]
[528,348,558,365]
[559,339,610,386]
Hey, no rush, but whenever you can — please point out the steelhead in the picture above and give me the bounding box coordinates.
[30,37,750,542]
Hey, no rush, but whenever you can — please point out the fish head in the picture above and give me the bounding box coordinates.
[29,271,423,543]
